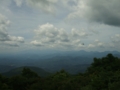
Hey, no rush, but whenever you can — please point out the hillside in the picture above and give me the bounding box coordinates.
[1,66,50,77]
[0,65,16,73]
[0,53,120,90]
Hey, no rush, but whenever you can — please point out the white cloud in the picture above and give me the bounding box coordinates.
[34,23,59,38]
[71,28,89,38]
[31,40,43,46]
[67,0,88,19]
[87,39,106,50]
[88,44,95,48]
[0,14,11,41]
[0,14,24,47]
[9,36,24,43]
[31,23,89,49]
[33,23,70,46]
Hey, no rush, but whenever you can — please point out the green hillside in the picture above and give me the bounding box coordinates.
[1,66,50,77]
[0,53,120,90]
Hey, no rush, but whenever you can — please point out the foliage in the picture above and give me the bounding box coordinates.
[0,53,120,90]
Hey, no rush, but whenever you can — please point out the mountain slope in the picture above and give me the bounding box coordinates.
[1,66,50,77]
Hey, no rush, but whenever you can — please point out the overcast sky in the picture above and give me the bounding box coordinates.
[0,0,120,53]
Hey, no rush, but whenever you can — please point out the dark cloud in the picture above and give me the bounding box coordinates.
[5,42,19,47]
[87,0,120,26]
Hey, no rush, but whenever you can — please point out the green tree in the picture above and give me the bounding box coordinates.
[9,75,27,90]
[22,67,38,78]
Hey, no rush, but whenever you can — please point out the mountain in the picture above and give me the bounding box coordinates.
[1,66,50,77]
[0,50,120,74]
[0,65,16,73]
[34,56,92,74]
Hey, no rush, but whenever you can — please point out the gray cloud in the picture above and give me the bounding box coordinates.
[68,0,120,26]
[0,32,9,41]
[111,34,120,43]
[97,42,104,48]
[87,39,106,50]
[0,14,24,46]
[88,44,95,48]
[60,37,69,42]
[87,0,120,26]
[31,23,89,49]
[4,41,19,47]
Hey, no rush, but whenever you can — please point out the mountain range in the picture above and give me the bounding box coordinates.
[0,50,120,75]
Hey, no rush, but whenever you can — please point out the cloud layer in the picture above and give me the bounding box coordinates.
[0,0,120,52]
[12,0,120,26]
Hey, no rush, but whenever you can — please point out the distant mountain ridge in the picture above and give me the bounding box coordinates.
[0,50,120,74]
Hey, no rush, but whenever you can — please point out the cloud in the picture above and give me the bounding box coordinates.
[111,34,120,44]
[97,42,104,48]
[31,23,88,49]
[87,39,106,49]
[31,40,43,46]
[9,36,24,43]
[34,23,59,38]
[33,23,70,45]
[71,28,89,38]
[14,0,58,13]
[88,44,95,48]
[14,0,23,7]
[4,41,19,47]
[0,14,24,47]
[109,34,120,51]
[0,14,11,41]
[67,0,120,26]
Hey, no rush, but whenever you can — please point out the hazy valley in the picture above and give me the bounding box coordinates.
[0,50,120,76]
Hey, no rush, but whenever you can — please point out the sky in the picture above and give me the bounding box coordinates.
[0,0,120,53]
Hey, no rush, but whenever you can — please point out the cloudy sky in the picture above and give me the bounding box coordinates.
[0,0,120,53]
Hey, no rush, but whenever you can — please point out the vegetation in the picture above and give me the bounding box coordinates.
[2,66,50,77]
[0,53,120,90]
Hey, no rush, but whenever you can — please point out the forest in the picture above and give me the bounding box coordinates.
[0,53,120,90]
